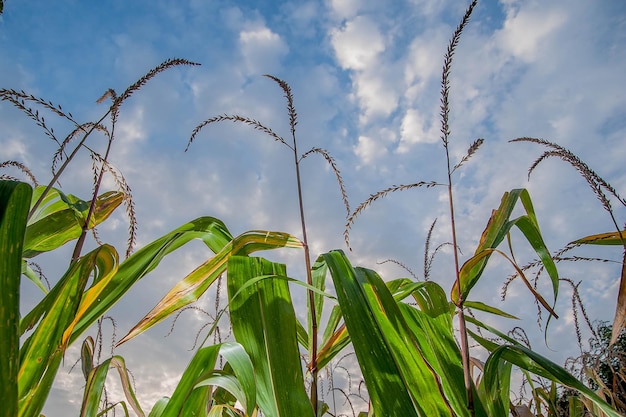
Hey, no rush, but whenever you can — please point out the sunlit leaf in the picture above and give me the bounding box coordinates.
[0,180,32,417]
[23,187,124,258]
[68,217,233,345]
[475,335,623,417]
[227,256,314,417]
[323,250,484,417]
[117,230,302,345]
[80,356,144,417]
[18,246,110,416]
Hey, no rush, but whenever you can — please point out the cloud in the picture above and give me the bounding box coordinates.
[496,4,567,63]
[330,16,386,71]
[398,108,439,151]
[239,26,289,75]
[354,135,385,165]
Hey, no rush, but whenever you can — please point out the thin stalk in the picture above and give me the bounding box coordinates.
[445,147,474,415]
[439,2,477,412]
[70,119,116,262]
[292,127,319,414]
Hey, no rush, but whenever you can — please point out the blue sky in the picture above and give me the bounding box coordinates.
[2,0,626,414]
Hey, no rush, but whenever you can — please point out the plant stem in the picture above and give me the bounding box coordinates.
[292,131,319,414]
[446,148,474,415]
[71,120,115,262]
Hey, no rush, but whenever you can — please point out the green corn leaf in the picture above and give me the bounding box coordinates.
[18,245,112,417]
[148,398,169,417]
[23,187,124,258]
[464,301,518,320]
[0,180,32,417]
[399,302,484,416]
[323,250,481,417]
[482,344,623,417]
[451,189,558,322]
[19,244,117,341]
[308,257,328,368]
[477,353,512,417]
[80,356,145,417]
[201,342,256,416]
[160,344,220,417]
[21,260,49,294]
[227,256,314,417]
[117,230,302,345]
[67,217,233,345]
[18,350,63,417]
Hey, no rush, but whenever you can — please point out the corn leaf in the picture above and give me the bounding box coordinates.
[308,257,328,369]
[117,230,302,345]
[160,344,219,417]
[23,187,124,258]
[574,231,626,345]
[464,301,518,320]
[66,217,233,345]
[227,256,314,417]
[80,356,145,417]
[18,245,112,417]
[195,342,256,416]
[477,355,512,417]
[0,180,32,417]
[323,250,481,417]
[574,229,626,245]
[473,333,623,417]
[451,189,558,319]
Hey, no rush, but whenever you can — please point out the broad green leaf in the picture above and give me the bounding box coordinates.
[478,353,512,417]
[18,350,62,417]
[323,250,478,417]
[67,217,234,345]
[227,256,314,417]
[399,302,484,416]
[148,398,169,417]
[19,244,118,344]
[160,344,219,417]
[0,180,32,417]
[450,189,558,324]
[482,344,622,417]
[80,356,144,417]
[392,279,453,317]
[18,246,110,417]
[117,230,302,345]
[23,187,124,258]
[201,342,256,416]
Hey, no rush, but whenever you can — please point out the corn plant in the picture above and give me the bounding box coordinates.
[1,1,625,417]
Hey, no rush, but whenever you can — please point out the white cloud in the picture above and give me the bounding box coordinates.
[496,5,567,62]
[239,26,289,74]
[398,108,439,151]
[354,135,386,165]
[354,70,399,121]
[330,16,385,71]
[326,0,364,20]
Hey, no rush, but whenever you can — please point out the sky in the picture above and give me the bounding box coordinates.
[1,0,626,415]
